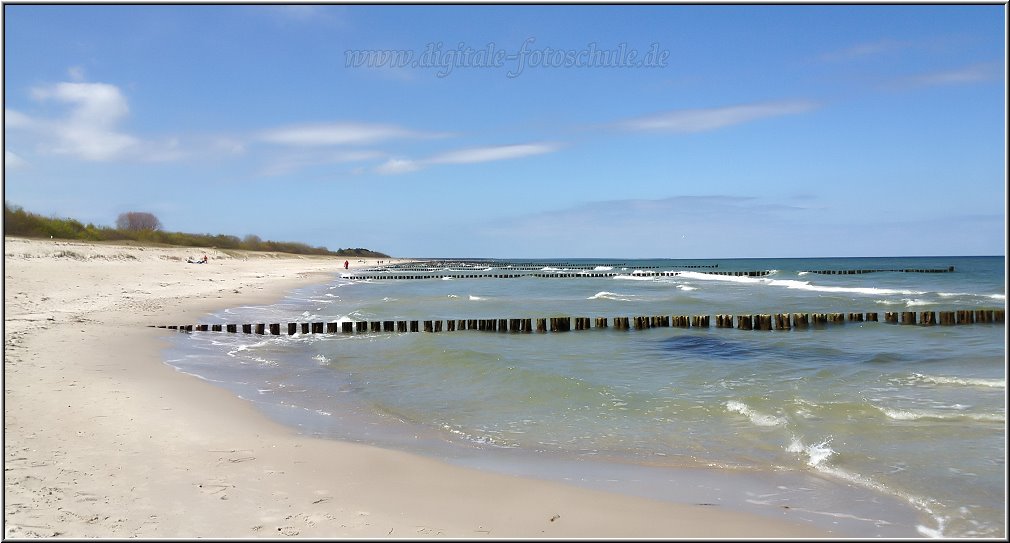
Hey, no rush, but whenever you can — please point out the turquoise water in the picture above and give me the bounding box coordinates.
[164,256,1005,537]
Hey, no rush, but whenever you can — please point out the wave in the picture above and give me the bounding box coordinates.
[469,295,486,301]
[725,400,787,427]
[908,373,1005,389]
[676,285,697,291]
[785,435,947,537]
[594,266,613,271]
[587,291,637,301]
[874,405,1004,423]
[612,275,656,281]
[675,271,926,296]
[787,436,835,467]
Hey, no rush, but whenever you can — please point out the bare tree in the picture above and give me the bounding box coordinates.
[116,212,162,231]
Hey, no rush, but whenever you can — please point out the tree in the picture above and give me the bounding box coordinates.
[116,211,162,231]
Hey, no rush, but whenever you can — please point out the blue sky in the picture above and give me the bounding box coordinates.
[3,4,1005,258]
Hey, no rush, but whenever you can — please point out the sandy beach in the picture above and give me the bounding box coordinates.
[3,236,831,538]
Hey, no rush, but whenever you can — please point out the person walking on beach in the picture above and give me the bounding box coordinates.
[344,260,349,270]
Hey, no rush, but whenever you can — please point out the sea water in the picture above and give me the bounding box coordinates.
[164,256,1005,537]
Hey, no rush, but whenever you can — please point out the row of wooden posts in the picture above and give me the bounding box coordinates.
[801,266,955,275]
[156,308,1003,335]
[351,270,771,280]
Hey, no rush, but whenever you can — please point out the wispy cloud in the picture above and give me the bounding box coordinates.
[618,100,818,134]
[893,62,1002,88]
[261,149,385,176]
[5,149,28,169]
[374,142,562,175]
[259,122,448,146]
[819,39,911,62]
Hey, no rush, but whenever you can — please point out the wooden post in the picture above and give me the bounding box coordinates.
[342,321,353,333]
[537,318,547,333]
[737,315,753,330]
[792,313,809,329]
[356,321,367,333]
[301,323,310,334]
[865,312,878,322]
[313,322,324,333]
[226,324,237,333]
[434,320,443,332]
[901,312,916,325]
[423,321,432,332]
[938,311,955,326]
[447,320,456,332]
[410,321,419,332]
[920,311,936,326]
[397,321,407,332]
[211,324,222,332]
[499,318,508,332]
[995,309,1005,323]
[197,324,209,332]
[885,312,898,324]
[267,323,279,335]
[255,324,265,335]
[956,310,973,324]
[242,324,252,334]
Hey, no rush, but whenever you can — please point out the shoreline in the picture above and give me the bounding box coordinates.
[5,237,834,537]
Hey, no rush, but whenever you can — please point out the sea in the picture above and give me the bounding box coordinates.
[163,256,1006,538]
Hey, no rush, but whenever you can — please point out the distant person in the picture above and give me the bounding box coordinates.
[344,260,349,270]
[200,254,208,264]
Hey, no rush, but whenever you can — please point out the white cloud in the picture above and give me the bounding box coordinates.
[619,100,818,133]
[5,149,28,169]
[897,62,1001,88]
[428,143,561,165]
[4,108,34,129]
[819,39,910,62]
[259,122,446,146]
[375,142,562,175]
[21,81,138,160]
[374,158,421,175]
[262,149,385,176]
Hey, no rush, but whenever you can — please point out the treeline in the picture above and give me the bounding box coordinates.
[3,202,389,258]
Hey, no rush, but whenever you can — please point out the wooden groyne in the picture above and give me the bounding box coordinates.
[350,270,771,280]
[801,266,955,275]
[155,308,1003,335]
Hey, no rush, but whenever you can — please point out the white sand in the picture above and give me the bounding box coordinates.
[3,236,831,537]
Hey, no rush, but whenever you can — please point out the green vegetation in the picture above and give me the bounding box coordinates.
[3,202,389,258]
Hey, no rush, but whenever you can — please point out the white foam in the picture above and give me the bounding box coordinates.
[613,275,655,281]
[910,373,1005,389]
[787,436,835,467]
[441,276,454,280]
[726,400,787,427]
[676,285,697,291]
[587,291,637,301]
[593,266,613,271]
[469,295,486,301]
[447,294,459,298]
[875,406,1005,423]
[676,271,927,296]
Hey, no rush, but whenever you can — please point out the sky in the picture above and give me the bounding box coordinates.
[2,4,1006,258]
